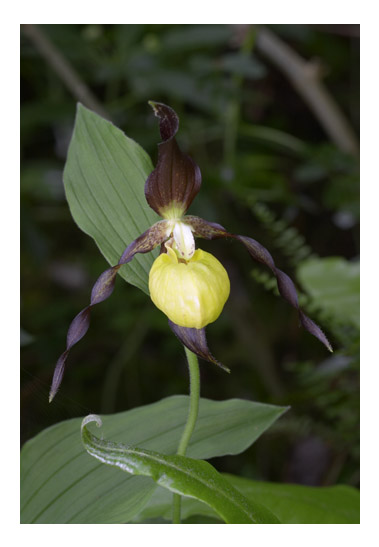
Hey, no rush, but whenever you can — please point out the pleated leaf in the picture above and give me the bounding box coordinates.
[134,473,360,524]
[81,415,279,524]
[63,103,160,294]
[20,395,287,523]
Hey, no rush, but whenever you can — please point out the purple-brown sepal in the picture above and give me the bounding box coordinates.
[186,216,332,353]
[168,320,230,373]
[145,102,202,218]
[49,222,170,402]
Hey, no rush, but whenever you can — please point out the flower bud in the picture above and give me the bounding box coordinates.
[149,247,230,329]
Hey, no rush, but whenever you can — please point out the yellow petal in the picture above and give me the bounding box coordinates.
[149,249,230,329]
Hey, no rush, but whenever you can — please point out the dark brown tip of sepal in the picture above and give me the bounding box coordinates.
[49,223,170,402]
[49,350,69,402]
[185,218,332,353]
[145,104,202,218]
[148,101,179,142]
[299,311,333,353]
[235,234,333,353]
[168,320,230,373]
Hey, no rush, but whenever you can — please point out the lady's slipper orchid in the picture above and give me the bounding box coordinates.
[149,245,230,330]
[49,101,332,402]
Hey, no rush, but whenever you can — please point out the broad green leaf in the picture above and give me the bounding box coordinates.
[134,473,360,524]
[21,396,287,523]
[81,415,279,524]
[63,103,160,294]
[226,475,360,524]
[297,257,360,328]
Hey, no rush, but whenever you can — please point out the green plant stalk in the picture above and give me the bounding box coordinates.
[172,347,201,524]
[223,27,257,168]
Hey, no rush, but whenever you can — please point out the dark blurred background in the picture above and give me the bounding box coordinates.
[20,24,359,488]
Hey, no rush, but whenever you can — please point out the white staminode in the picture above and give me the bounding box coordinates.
[173,221,195,260]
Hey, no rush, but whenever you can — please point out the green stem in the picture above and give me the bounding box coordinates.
[172,347,201,524]
[223,27,257,169]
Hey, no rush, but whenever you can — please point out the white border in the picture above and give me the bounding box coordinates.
[4,5,372,545]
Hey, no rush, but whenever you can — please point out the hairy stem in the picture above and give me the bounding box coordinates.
[172,347,201,524]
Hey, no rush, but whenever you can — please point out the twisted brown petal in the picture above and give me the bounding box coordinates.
[49,221,170,402]
[186,216,333,353]
[168,321,230,373]
[145,102,202,218]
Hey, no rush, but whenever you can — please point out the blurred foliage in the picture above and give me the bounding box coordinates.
[20,24,359,488]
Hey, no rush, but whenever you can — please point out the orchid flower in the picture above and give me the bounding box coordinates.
[49,101,332,402]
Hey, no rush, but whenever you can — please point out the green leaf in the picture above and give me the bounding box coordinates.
[297,257,360,328]
[133,473,360,524]
[81,415,280,524]
[21,396,287,523]
[226,475,360,524]
[63,103,160,294]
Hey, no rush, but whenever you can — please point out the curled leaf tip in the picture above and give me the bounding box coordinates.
[81,414,103,432]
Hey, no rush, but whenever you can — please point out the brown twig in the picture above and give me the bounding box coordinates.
[21,24,110,120]
[253,26,359,156]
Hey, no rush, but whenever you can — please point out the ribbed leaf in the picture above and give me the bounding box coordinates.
[133,473,360,524]
[20,396,286,523]
[297,257,360,328]
[63,103,160,294]
[81,415,279,524]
